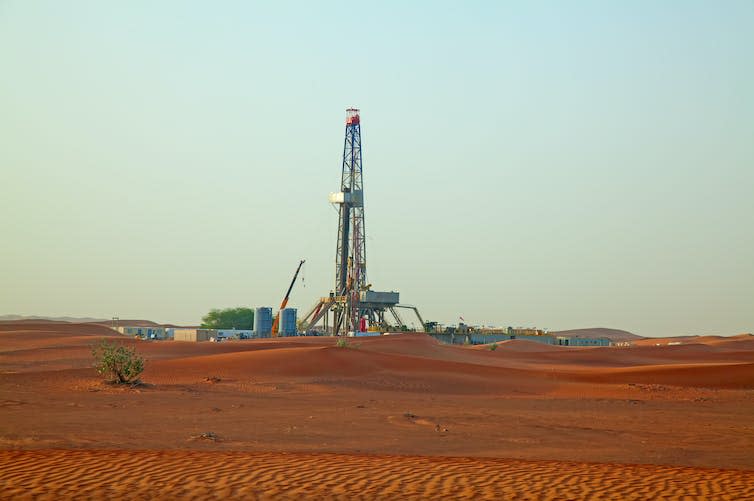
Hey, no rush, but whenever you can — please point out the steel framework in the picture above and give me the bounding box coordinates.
[300,109,425,335]
[332,108,366,333]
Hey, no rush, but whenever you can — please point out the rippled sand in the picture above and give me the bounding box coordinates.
[2,450,752,500]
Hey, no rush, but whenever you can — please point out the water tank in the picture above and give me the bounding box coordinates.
[254,307,273,337]
[279,308,297,337]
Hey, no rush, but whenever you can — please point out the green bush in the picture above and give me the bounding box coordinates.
[489,343,498,351]
[335,338,349,348]
[201,307,254,329]
[92,340,144,384]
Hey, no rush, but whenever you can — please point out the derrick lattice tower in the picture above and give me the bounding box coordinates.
[299,108,426,335]
[333,108,367,332]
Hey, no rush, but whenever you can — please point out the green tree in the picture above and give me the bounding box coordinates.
[92,340,144,384]
[201,307,254,329]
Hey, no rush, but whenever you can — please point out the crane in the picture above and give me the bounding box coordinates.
[271,259,305,336]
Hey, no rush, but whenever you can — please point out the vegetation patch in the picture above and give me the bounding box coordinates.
[201,307,254,329]
[92,339,144,385]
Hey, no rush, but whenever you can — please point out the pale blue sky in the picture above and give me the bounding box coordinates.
[1,1,752,336]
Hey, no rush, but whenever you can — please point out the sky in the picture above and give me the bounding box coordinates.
[1,1,752,337]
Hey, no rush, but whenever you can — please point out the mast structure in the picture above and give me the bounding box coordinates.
[333,108,367,333]
[299,108,426,336]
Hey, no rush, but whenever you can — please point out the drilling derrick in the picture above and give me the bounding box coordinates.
[332,109,366,332]
[299,108,426,336]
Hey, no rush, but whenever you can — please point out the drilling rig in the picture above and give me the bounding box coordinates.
[300,109,425,335]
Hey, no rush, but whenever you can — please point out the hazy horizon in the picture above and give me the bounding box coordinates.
[2,2,752,337]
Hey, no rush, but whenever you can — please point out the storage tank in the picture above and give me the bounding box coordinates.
[279,308,297,337]
[254,307,273,337]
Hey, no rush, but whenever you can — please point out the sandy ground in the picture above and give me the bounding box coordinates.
[2,450,753,501]
[2,322,753,499]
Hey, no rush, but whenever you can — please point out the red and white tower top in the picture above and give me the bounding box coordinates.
[346,108,360,125]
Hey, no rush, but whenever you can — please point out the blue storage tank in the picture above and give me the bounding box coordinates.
[254,307,273,337]
[279,308,297,337]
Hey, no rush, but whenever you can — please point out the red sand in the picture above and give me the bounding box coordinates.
[2,323,753,499]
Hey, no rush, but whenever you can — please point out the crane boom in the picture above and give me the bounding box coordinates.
[271,259,305,336]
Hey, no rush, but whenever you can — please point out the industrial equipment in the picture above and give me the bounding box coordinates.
[271,259,305,336]
[300,109,425,335]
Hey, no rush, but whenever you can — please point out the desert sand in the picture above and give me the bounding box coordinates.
[2,322,753,499]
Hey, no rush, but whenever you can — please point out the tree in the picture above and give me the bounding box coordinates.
[201,307,254,329]
[92,340,144,384]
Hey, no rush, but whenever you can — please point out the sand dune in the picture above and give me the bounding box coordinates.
[3,321,754,391]
[0,321,119,336]
[568,361,754,388]
[633,333,754,347]
[0,315,106,323]
[549,327,641,341]
[2,322,753,499]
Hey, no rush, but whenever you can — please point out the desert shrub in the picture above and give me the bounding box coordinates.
[489,343,498,351]
[335,338,349,348]
[92,340,144,384]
